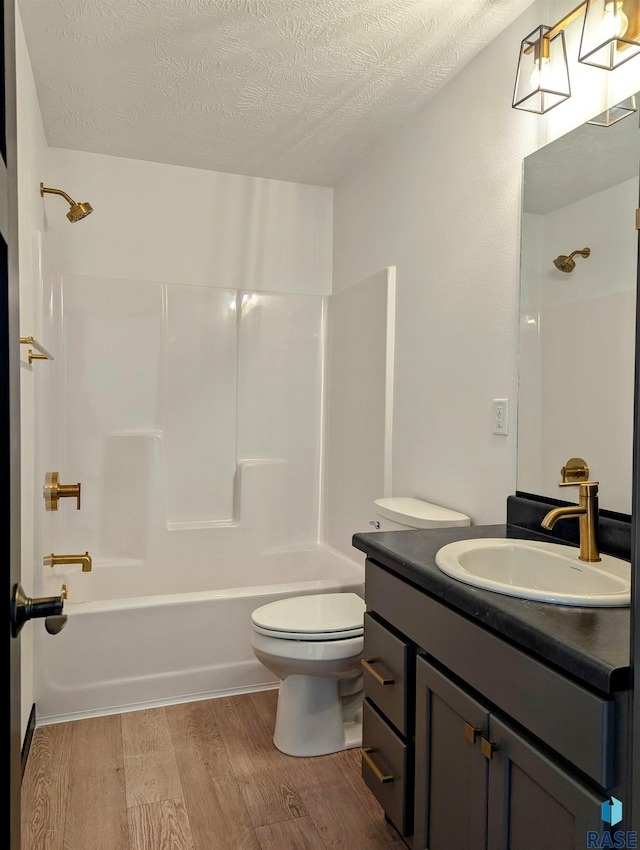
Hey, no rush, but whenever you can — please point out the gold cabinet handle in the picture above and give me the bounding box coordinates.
[464,722,481,744]
[361,658,395,685]
[481,738,498,760]
[361,747,394,783]
[43,472,81,511]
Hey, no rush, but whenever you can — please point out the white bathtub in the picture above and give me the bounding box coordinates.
[35,545,365,723]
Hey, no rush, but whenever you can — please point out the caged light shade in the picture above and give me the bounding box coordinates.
[513,26,571,114]
[578,0,640,69]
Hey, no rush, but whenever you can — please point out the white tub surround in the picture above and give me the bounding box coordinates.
[36,546,363,723]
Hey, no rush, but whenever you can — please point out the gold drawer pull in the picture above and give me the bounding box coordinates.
[481,738,498,760]
[464,722,481,744]
[361,747,394,783]
[361,658,395,685]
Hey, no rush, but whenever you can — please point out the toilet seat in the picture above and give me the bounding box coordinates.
[251,592,365,641]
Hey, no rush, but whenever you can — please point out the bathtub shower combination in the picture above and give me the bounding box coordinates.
[34,273,377,723]
[34,256,404,723]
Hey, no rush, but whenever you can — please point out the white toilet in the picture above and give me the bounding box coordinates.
[250,497,470,757]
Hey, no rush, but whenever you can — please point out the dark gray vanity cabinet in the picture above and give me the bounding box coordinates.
[413,656,604,849]
[362,556,628,849]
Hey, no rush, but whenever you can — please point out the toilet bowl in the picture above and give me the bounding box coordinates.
[250,498,470,758]
[251,592,366,757]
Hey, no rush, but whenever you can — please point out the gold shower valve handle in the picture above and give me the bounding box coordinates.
[43,472,81,511]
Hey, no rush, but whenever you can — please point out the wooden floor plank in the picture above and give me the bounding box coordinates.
[247,688,278,732]
[210,693,286,776]
[165,699,232,773]
[285,747,399,849]
[236,764,308,828]
[21,723,73,850]
[21,691,405,850]
[128,798,195,850]
[63,715,130,850]
[180,774,262,850]
[121,707,174,756]
[122,707,184,807]
[124,749,184,808]
[255,815,326,849]
[294,779,398,849]
[64,715,129,850]
[211,692,309,827]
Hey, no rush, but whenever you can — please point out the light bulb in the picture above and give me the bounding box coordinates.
[602,1,628,39]
[530,55,550,89]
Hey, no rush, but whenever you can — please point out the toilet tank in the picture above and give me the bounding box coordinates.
[373,497,470,531]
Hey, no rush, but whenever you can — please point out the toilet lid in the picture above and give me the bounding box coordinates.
[251,592,365,640]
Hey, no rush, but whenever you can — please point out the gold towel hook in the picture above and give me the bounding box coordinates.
[20,336,54,365]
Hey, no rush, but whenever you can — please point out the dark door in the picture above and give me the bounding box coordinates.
[486,715,604,850]
[414,656,489,850]
[4,1,22,849]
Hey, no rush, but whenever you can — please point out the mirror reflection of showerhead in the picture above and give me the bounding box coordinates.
[553,247,590,273]
[40,182,93,223]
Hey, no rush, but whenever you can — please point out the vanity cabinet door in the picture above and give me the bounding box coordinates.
[414,656,489,850]
[486,716,605,850]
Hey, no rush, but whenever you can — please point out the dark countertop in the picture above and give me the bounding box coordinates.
[352,523,631,695]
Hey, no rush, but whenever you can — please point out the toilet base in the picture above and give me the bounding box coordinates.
[272,673,363,757]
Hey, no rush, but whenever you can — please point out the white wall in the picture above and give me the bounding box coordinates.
[35,151,333,576]
[331,0,640,528]
[16,5,48,738]
[41,147,332,293]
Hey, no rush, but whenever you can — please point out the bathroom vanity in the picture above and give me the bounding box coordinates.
[353,498,631,849]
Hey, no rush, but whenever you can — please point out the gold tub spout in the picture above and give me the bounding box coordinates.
[541,480,600,562]
[44,551,93,572]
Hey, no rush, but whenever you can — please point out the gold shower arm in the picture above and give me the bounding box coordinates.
[20,336,54,365]
[40,183,75,205]
[40,182,93,222]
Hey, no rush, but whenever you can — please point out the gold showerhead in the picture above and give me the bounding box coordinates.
[40,182,93,223]
[553,247,590,273]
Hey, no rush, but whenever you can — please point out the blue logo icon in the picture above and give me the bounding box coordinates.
[602,797,623,827]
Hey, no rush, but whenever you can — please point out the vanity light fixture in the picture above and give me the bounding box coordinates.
[579,0,640,69]
[513,0,640,114]
[513,25,571,114]
[587,93,637,124]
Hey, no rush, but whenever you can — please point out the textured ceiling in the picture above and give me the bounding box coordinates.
[18,0,534,186]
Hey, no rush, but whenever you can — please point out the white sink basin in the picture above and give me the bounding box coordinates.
[434,538,631,607]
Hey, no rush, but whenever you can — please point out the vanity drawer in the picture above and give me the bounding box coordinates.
[362,698,412,837]
[362,611,411,736]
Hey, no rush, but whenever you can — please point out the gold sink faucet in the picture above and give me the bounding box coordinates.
[541,480,600,563]
[44,551,93,572]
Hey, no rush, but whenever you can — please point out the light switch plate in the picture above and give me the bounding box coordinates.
[493,398,508,436]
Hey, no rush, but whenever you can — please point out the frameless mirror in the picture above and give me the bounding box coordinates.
[517,95,639,515]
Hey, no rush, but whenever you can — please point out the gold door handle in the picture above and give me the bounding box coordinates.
[43,472,81,511]
[481,738,498,760]
[361,658,395,685]
[464,723,481,744]
[361,748,394,783]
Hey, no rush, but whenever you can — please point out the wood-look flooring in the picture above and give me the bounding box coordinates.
[21,689,407,850]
